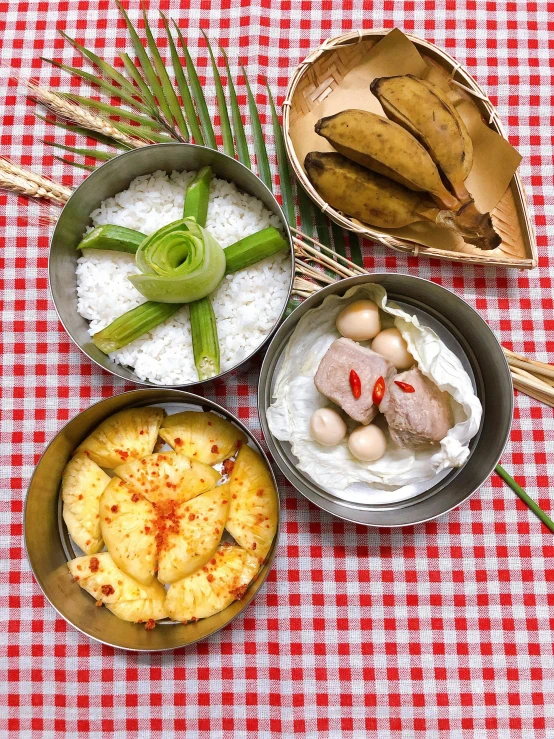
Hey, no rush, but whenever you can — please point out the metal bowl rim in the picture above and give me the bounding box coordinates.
[24,388,281,651]
[258,273,513,527]
[48,143,295,388]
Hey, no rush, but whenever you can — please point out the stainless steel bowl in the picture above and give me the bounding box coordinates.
[49,143,294,387]
[25,389,280,651]
[259,274,513,527]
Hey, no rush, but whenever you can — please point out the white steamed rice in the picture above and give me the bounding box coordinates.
[76,169,291,385]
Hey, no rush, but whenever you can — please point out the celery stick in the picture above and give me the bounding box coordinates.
[183,166,212,227]
[189,296,220,380]
[78,225,145,254]
[93,302,181,354]
[224,226,288,274]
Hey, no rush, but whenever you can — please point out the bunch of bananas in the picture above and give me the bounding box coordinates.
[305,74,500,250]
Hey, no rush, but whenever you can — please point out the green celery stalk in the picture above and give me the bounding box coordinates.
[225,226,288,273]
[93,301,181,353]
[183,166,212,227]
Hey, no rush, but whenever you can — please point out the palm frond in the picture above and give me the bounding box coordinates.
[172,22,217,149]
[203,33,234,157]
[54,155,96,171]
[109,120,173,143]
[161,13,204,145]
[297,184,315,238]
[41,56,149,113]
[58,30,140,101]
[118,52,157,111]
[60,94,162,130]
[243,69,272,190]
[115,0,173,124]
[220,47,250,168]
[348,232,364,267]
[141,8,189,139]
[266,80,294,224]
[43,140,116,160]
[313,205,331,248]
[34,112,131,149]
[331,220,346,258]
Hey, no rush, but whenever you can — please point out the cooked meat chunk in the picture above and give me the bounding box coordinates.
[380,367,454,448]
[314,337,396,424]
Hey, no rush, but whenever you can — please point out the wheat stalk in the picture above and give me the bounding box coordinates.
[27,81,148,149]
[0,157,72,204]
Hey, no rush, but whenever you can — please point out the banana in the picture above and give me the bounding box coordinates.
[305,152,437,229]
[371,75,473,204]
[304,152,500,249]
[315,109,459,211]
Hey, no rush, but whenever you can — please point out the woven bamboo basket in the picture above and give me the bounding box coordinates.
[283,30,537,269]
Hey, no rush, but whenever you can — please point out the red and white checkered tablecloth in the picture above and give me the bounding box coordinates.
[1,1,553,736]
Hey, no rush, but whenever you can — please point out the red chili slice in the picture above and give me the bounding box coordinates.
[372,376,385,405]
[394,381,415,393]
[349,369,361,399]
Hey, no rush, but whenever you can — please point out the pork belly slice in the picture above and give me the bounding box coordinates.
[380,367,454,448]
[314,337,396,425]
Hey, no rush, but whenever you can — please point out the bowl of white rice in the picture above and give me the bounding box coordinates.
[49,143,294,386]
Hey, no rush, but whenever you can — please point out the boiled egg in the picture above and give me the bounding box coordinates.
[371,327,414,370]
[348,424,387,462]
[336,300,381,342]
[310,408,347,447]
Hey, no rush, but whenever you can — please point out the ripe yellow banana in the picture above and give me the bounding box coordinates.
[304,152,500,249]
[315,109,460,211]
[371,75,473,204]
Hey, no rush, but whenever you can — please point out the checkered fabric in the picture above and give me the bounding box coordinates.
[1,1,553,737]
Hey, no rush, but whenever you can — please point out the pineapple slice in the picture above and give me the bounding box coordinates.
[114,451,220,505]
[62,454,110,554]
[157,483,230,584]
[100,477,157,586]
[74,407,165,469]
[225,445,278,562]
[68,552,167,623]
[165,544,259,622]
[159,411,247,465]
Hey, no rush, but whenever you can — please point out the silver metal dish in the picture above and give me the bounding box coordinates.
[259,274,513,527]
[25,389,280,651]
[49,143,294,387]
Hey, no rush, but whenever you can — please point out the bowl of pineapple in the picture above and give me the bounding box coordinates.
[24,388,279,650]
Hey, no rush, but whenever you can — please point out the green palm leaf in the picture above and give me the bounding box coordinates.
[60,94,163,130]
[40,56,150,114]
[118,52,157,112]
[311,201,330,247]
[266,80,294,224]
[202,32,234,157]
[115,0,173,123]
[109,120,173,143]
[331,219,346,258]
[220,47,250,167]
[160,13,204,145]
[172,22,217,149]
[58,30,139,101]
[297,184,314,238]
[243,69,272,190]
[34,112,131,150]
[141,7,189,139]
[54,156,95,171]
[348,232,363,267]
[43,140,116,160]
